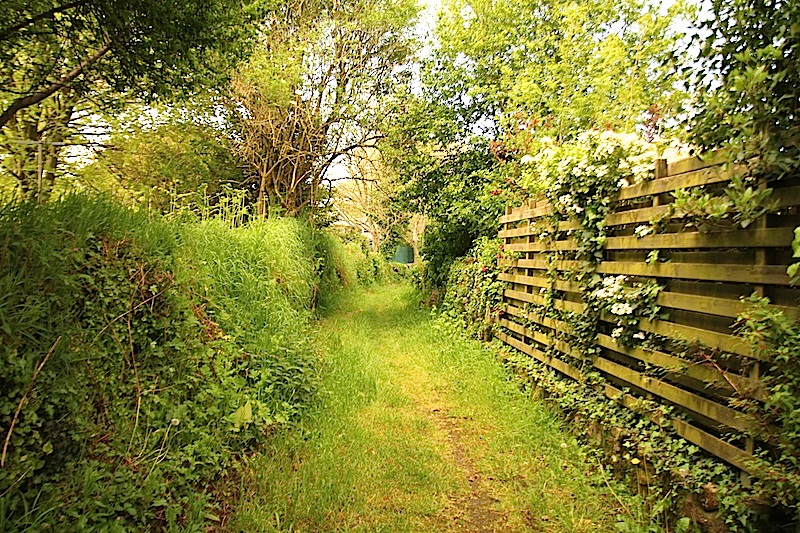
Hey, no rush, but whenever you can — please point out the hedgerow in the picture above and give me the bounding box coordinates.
[0,194,379,531]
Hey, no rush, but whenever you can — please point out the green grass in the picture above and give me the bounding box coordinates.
[226,283,644,532]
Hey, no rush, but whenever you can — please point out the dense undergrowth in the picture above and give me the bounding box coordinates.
[0,194,391,532]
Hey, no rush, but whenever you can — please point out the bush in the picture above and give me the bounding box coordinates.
[0,194,378,531]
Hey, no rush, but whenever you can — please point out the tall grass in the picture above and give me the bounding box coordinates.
[0,193,384,532]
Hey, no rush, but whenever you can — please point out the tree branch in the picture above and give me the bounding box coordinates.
[0,0,88,42]
[0,41,111,130]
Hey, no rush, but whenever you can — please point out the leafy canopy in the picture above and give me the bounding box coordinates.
[0,0,251,128]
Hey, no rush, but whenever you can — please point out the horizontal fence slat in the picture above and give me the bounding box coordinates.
[606,205,671,227]
[632,316,756,359]
[498,273,582,293]
[498,318,582,359]
[503,289,585,314]
[513,258,792,286]
[603,384,753,472]
[496,331,584,381]
[500,204,552,224]
[773,185,800,208]
[595,261,791,286]
[498,226,532,238]
[617,164,742,201]
[666,152,730,176]
[656,292,800,320]
[593,357,754,433]
[507,227,794,253]
[596,334,763,400]
[605,227,794,251]
[506,305,578,334]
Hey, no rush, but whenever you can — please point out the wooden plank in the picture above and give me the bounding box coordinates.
[606,205,672,227]
[617,164,742,201]
[504,289,586,314]
[496,331,584,381]
[498,318,583,359]
[507,239,578,253]
[596,334,764,400]
[593,357,756,433]
[603,384,753,473]
[499,226,532,238]
[772,185,800,208]
[596,261,791,286]
[666,151,730,176]
[498,273,582,293]
[500,204,553,224]
[604,227,794,251]
[506,304,582,330]
[655,291,800,320]
[516,258,579,271]
[628,316,756,359]
[508,227,793,253]
[657,292,746,319]
[513,258,791,286]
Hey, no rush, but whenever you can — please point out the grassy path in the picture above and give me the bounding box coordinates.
[226,284,634,532]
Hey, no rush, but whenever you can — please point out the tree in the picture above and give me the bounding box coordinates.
[685,0,800,176]
[78,111,243,211]
[332,147,407,253]
[0,90,78,200]
[0,0,248,130]
[0,0,251,200]
[434,0,690,139]
[228,0,418,217]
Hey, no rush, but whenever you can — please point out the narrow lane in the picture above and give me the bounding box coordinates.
[227,284,631,532]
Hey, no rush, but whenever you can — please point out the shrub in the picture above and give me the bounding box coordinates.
[0,194,379,531]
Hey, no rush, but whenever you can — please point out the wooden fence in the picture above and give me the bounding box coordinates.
[495,152,800,472]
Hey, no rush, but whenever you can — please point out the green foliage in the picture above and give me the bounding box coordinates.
[520,130,657,260]
[786,227,800,285]
[686,0,800,178]
[385,139,521,286]
[228,0,418,216]
[78,116,243,212]
[438,238,511,339]
[650,175,774,234]
[0,0,250,127]
[439,131,796,530]
[436,0,690,139]
[0,193,378,530]
[499,343,750,531]
[735,296,800,511]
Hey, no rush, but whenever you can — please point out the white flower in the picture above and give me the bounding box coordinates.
[610,302,634,316]
[634,225,653,238]
[520,155,535,165]
[633,332,646,340]
[611,327,624,339]
[618,178,630,188]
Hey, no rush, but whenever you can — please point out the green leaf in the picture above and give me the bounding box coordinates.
[231,401,253,432]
